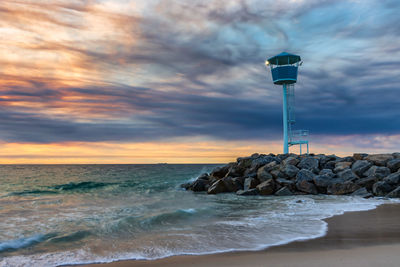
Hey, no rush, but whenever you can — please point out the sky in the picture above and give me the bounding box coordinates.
[0,0,399,163]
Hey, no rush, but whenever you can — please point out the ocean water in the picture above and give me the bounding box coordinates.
[0,164,395,266]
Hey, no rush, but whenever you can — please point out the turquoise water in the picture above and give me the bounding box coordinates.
[0,165,391,266]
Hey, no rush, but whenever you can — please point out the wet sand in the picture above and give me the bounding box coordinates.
[85,203,400,267]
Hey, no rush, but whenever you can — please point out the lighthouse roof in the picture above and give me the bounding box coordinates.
[267,52,301,65]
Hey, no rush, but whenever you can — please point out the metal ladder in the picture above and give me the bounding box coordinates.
[286,84,309,154]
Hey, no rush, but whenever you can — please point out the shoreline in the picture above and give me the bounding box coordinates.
[84,203,400,267]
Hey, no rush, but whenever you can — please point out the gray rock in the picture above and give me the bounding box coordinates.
[334,162,352,173]
[270,169,287,179]
[236,188,259,196]
[386,186,400,198]
[276,178,295,191]
[313,175,334,191]
[383,172,400,185]
[257,166,273,182]
[372,181,394,196]
[337,169,359,182]
[225,164,243,178]
[282,156,299,166]
[353,153,368,160]
[210,165,230,179]
[363,166,391,179]
[244,177,259,190]
[244,155,277,176]
[351,187,373,198]
[250,155,276,170]
[276,178,295,186]
[256,179,275,195]
[351,160,372,177]
[222,177,241,192]
[197,173,210,180]
[356,176,378,191]
[319,155,339,169]
[232,177,245,187]
[207,180,227,194]
[319,169,335,178]
[295,169,315,183]
[280,164,300,179]
[387,159,400,173]
[327,181,360,195]
[275,186,293,196]
[393,152,400,159]
[323,161,336,170]
[263,161,280,172]
[296,180,318,195]
[365,154,394,166]
[191,179,209,192]
[236,156,254,168]
[298,157,319,173]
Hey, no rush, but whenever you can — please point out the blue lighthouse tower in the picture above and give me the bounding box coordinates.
[266,52,309,154]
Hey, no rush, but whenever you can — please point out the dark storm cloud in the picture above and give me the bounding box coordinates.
[0,0,399,143]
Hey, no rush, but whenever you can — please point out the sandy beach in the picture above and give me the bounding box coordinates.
[85,203,400,267]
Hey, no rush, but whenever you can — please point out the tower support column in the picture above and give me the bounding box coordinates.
[282,84,289,154]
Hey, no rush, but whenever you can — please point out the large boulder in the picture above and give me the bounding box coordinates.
[256,179,275,195]
[383,172,400,185]
[244,177,259,190]
[319,155,338,169]
[337,169,359,182]
[210,165,230,179]
[295,169,315,183]
[356,176,378,191]
[323,161,336,170]
[372,181,394,196]
[280,164,300,179]
[296,180,318,195]
[252,155,276,168]
[351,187,373,198]
[257,166,273,182]
[334,162,352,173]
[298,157,319,173]
[224,164,243,178]
[236,188,259,196]
[275,186,293,196]
[353,153,368,160]
[327,181,360,195]
[363,166,390,179]
[351,160,372,177]
[282,156,299,166]
[222,177,242,192]
[393,152,400,159]
[386,186,400,198]
[313,175,335,193]
[319,169,335,178]
[245,155,277,176]
[232,177,245,187]
[387,159,400,173]
[191,179,209,192]
[365,154,394,166]
[270,169,287,179]
[276,178,295,191]
[236,156,254,169]
[207,180,227,194]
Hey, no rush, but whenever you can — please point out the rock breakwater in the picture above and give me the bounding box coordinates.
[182,153,400,198]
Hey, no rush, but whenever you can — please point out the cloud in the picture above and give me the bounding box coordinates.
[0,0,399,151]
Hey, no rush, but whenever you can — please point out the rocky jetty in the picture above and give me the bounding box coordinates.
[181,153,400,198]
